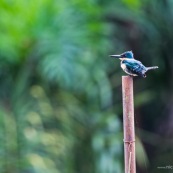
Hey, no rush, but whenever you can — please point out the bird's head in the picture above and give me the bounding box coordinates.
[110,51,134,60]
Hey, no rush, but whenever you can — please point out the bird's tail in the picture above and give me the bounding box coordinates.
[146,66,159,71]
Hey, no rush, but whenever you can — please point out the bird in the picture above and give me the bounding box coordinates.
[110,51,158,78]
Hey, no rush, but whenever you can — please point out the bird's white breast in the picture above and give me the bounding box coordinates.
[121,63,126,70]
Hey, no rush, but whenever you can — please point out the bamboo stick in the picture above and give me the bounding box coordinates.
[122,76,136,173]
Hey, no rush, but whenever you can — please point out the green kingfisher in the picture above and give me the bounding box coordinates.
[110,51,158,78]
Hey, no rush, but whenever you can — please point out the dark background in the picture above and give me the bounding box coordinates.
[0,0,172,173]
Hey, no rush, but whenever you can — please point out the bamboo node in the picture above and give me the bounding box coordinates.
[123,139,135,143]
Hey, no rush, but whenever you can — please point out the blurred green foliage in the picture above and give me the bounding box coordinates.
[0,0,173,173]
[0,0,121,173]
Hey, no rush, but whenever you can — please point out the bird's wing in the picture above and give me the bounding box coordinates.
[124,59,147,76]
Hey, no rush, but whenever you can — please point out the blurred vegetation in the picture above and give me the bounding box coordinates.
[0,0,173,173]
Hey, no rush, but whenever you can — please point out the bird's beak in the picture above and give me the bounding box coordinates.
[109,54,123,58]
